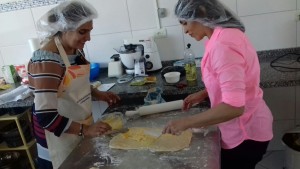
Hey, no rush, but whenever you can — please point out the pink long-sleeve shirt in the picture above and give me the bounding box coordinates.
[201,27,273,149]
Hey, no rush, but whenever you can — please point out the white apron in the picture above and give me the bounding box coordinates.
[45,37,93,169]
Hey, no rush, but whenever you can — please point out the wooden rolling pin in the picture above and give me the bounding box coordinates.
[125,100,184,116]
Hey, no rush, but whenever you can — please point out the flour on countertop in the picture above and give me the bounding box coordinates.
[92,137,122,167]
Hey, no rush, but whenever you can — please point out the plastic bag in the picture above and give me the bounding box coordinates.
[144,87,165,105]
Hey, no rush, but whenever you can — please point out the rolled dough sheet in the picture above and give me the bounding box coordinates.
[101,113,123,130]
[109,127,192,152]
[149,129,192,152]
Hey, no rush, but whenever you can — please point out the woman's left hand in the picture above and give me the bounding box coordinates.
[92,90,120,106]
[163,118,190,135]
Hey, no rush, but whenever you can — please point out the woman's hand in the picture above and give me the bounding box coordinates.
[162,118,190,135]
[84,121,112,137]
[183,90,208,111]
[92,89,120,106]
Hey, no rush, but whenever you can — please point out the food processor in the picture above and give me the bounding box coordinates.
[118,37,162,74]
[118,43,143,75]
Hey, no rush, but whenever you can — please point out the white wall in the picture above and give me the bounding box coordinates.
[1,0,300,77]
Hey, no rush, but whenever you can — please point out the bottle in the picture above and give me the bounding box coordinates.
[108,54,123,78]
[184,43,197,81]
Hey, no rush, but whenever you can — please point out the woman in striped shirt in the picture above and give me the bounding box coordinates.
[28,1,120,168]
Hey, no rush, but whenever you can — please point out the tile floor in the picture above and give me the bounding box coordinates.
[255,150,285,169]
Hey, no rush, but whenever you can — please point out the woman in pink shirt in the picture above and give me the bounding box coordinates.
[163,0,273,168]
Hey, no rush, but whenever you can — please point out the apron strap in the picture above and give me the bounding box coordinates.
[54,36,71,67]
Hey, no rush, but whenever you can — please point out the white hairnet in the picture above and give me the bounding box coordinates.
[175,0,245,32]
[37,0,98,43]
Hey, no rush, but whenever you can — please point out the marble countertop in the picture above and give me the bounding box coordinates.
[59,108,220,169]
[0,47,300,109]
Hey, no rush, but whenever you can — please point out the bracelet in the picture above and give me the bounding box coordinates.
[78,124,84,138]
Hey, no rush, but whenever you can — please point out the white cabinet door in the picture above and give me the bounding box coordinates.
[296,85,300,125]
[263,87,296,150]
[263,87,296,120]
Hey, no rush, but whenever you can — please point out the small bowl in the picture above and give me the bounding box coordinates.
[160,66,185,79]
[100,112,126,130]
[164,72,181,84]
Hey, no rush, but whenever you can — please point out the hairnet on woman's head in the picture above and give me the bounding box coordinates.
[37,0,98,43]
[175,0,245,32]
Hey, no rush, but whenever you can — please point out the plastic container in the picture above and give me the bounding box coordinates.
[282,127,300,169]
[161,66,185,79]
[108,54,123,77]
[100,112,126,131]
[184,44,197,81]
[164,72,180,84]
[144,87,164,105]
[90,63,100,81]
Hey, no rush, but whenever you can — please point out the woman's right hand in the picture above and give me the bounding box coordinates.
[84,121,112,137]
[183,89,208,111]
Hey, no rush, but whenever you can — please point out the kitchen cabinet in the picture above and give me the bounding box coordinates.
[263,87,296,151]
[296,85,300,125]
[0,109,36,169]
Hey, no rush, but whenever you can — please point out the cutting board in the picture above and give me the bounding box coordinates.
[97,83,115,91]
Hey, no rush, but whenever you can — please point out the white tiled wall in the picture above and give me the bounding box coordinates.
[31,4,57,25]
[0,8,37,47]
[221,0,237,13]
[1,45,32,66]
[127,0,157,31]
[86,32,132,66]
[1,0,300,71]
[0,52,4,67]
[242,11,298,51]
[157,0,179,27]
[237,0,297,16]
[89,0,131,35]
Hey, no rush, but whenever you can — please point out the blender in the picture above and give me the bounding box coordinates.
[123,37,162,72]
[118,44,144,75]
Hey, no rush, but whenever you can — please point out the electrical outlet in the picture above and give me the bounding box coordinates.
[154,28,167,39]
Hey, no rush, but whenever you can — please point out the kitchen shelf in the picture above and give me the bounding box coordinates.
[0,109,36,169]
[0,139,35,150]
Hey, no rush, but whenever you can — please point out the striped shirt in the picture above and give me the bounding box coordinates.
[28,49,79,161]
